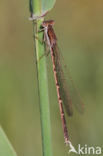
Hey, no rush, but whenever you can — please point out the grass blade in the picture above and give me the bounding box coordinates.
[29,0,56,17]
[30,1,53,156]
[0,127,17,156]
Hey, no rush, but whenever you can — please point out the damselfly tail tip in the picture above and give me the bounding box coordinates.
[64,138,70,146]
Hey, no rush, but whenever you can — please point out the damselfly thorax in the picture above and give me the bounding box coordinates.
[42,20,57,50]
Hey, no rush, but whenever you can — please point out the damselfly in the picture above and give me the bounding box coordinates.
[39,20,84,145]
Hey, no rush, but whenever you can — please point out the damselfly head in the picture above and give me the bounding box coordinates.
[42,20,55,27]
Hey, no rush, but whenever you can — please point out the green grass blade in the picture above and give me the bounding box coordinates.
[42,0,56,13]
[0,127,17,156]
[30,0,55,155]
[30,0,53,155]
[34,20,52,156]
[29,0,56,17]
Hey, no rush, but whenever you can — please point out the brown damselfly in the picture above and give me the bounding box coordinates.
[39,20,84,145]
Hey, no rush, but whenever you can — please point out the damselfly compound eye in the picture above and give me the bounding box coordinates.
[42,20,55,27]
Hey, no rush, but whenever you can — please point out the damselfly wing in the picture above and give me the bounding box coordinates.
[41,20,84,117]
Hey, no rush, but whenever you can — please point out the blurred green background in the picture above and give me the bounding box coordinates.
[0,0,103,155]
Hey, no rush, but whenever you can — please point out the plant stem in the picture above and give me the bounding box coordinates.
[33,19,52,156]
